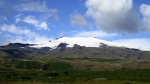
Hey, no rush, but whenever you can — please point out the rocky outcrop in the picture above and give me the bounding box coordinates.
[57,43,68,52]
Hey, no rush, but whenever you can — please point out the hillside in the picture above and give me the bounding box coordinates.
[0,37,150,60]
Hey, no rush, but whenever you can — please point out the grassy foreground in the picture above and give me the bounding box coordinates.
[0,80,150,84]
[0,69,150,83]
[0,59,150,84]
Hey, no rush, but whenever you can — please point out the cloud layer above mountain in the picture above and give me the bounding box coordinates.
[85,0,140,34]
[140,4,150,31]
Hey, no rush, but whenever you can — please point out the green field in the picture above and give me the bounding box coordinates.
[0,59,150,83]
[92,59,121,62]
[0,69,150,83]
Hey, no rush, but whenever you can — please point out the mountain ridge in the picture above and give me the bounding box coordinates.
[0,40,150,60]
[27,37,149,51]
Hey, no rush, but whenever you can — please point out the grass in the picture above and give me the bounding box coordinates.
[93,59,121,63]
[0,80,150,84]
[0,59,150,83]
[47,61,73,71]
[0,69,150,83]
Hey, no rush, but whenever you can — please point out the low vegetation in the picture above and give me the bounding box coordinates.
[92,59,121,63]
[0,58,150,83]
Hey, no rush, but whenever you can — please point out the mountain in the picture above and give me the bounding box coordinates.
[0,37,150,60]
[29,37,150,51]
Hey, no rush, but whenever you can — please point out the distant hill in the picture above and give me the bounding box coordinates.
[0,38,150,60]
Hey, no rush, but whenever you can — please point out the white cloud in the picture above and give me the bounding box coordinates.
[113,38,150,51]
[74,30,117,37]
[15,1,59,20]
[16,15,49,30]
[15,1,48,12]
[39,22,48,30]
[0,24,50,45]
[140,4,150,30]
[14,14,23,23]
[6,35,50,45]
[15,18,20,23]
[85,0,139,33]
[0,16,7,21]
[70,12,90,27]
[23,16,39,27]
[0,24,27,34]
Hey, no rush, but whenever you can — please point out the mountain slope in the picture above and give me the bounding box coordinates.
[29,37,150,51]
[0,37,150,60]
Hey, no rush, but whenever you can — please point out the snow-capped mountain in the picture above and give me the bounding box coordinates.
[29,37,150,51]
[1,37,150,60]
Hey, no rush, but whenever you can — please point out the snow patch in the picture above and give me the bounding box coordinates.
[29,37,150,51]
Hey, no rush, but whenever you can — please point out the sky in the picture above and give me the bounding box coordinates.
[0,0,150,48]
